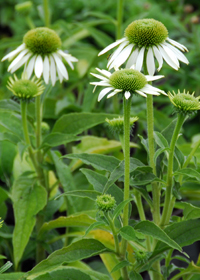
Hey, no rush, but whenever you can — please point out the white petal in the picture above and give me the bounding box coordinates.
[126,48,139,68]
[8,49,29,72]
[43,56,50,84]
[167,37,188,52]
[10,52,32,73]
[145,75,164,81]
[57,66,64,83]
[98,38,127,56]
[90,73,109,81]
[153,45,163,71]
[1,43,26,61]
[26,55,36,79]
[135,90,147,97]
[50,55,57,86]
[58,50,78,62]
[107,41,129,67]
[135,47,145,72]
[90,81,111,87]
[143,84,167,95]
[146,47,155,75]
[140,87,160,95]
[34,55,43,78]
[125,91,131,99]
[96,68,111,78]
[53,53,68,80]
[161,44,180,67]
[107,91,118,99]
[108,43,134,70]
[163,42,189,64]
[157,45,179,70]
[98,87,114,101]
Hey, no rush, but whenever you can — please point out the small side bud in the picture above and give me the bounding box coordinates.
[105,116,139,135]
[15,1,33,16]
[133,250,151,264]
[96,194,116,212]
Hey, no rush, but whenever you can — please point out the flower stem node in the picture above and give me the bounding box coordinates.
[106,116,138,135]
[7,73,44,102]
[168,89,200,116]
[96,194,116,212]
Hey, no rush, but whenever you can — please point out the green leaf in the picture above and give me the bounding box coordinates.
[58,190,101,201]
[119,226,145,242]
[133,186,153,208]
[52,113,118,135]
[134,221,182,252]
[129,271,143,280]
[51,151,78,214]
[39,214,96,237]
[112,199,133,221]
[0,100,20,112]
[104,158,145,193]
[0,272,24,279]
[26,239,112,278]
[174,168,200,182]
[65,153,120,172]
[81,168,123,205]
[111,260,130,273]
[154,131,169,149]
[161,119,177,145]
[41,133,80,148]
[0,261,12,274]
[12,176,47,269]
[84,221,106,237]
[154,147,170,165]
[181,202,200,220]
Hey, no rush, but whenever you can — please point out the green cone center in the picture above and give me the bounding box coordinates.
[109,69,147,93]
[12,80,38,98]
[23,27,61,55]
[172,93,200,111]
[125,19,168,47]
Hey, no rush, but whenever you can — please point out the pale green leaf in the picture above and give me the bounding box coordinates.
[58,190,101,201]
[41,133,80,148]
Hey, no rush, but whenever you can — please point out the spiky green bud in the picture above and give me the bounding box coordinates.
[105,116,139,135]
[133,250,151,264]
[96,194,116,212]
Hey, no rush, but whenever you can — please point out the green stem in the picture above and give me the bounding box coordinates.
[21,101,37,170]
[43,0,50,27]
[116,0,124,40]
[183,138,200,168]
[36,214,45,263]
[25,16,35,29]
[105,212,120,255]
[121,97,131,263]
[160,114,185,227]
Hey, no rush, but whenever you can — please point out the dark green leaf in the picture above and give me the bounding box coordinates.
[41,133,80,148]
[58,190,101,201]
[112,199,133,221]
[129,271,143,280]
[174,168,200,182]
[111,260,130,273]
[154,131,169,149]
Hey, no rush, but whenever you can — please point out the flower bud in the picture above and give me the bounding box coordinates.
[96,194,116,212]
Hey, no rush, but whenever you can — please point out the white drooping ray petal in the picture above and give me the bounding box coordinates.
[97,19,188,74]
[90,68,165,102]
[1,28,78,85]
[43,56,50,84]
[146,47,155,75]
[98,38,127,56]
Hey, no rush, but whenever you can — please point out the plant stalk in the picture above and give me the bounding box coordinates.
[43,0,50,27]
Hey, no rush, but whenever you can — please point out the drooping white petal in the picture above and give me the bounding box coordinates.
[135,90,147,97]
[157,45,179,70]
[107,91,119,99]
[167,37,188,52]
[90,81,111,87]
[53,53,69,80]
[90,73,109,81]
[1,43,26,61]
[107,41,129,67]
[125,91,131,99]
[57,66,64,83]
[135,47,145,72]
[10,52,32,73]
[7,49,29,72]
[126,48,139,68]
[50,55,57,86]
[145,75,164,81]
[140,86,160,95]
[96,68,111,78]
[163,42,189,64]
[98,38,127,56]
[144,84,167,95]
[146,47,155,75]
[108,44,134,70]
[26,55,36,79]
[43,56,50,84]
[161,43,180,67]
[153,45,163,71]
[98,87,114,101]
[34,55,43,78]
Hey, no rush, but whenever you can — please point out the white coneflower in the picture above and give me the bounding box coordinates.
[99,19,189,75]
[2,27,78,86]
[7,72,45,100]
[90,67,166,101]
